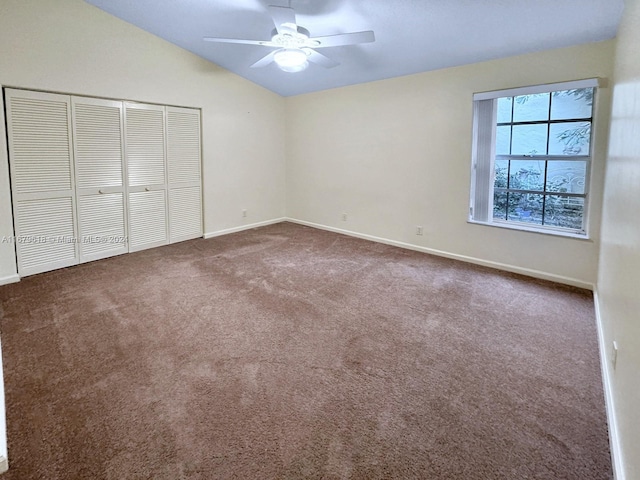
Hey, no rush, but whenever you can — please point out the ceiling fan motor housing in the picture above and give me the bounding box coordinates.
[270,26,309,38]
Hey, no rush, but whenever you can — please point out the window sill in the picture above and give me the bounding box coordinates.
[468,218,592,241]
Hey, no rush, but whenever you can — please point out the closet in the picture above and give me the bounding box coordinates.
[5,88,203,277]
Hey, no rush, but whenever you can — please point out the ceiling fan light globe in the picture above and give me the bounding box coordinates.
[274,48,309,72]
[278,61,308,73]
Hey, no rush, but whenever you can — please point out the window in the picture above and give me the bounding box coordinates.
[469,79,598,237]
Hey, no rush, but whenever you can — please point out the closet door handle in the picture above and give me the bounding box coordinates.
[144,187,151,192]
[98,189,105,194]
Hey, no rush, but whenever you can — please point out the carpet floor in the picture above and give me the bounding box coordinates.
[0,222,611,479]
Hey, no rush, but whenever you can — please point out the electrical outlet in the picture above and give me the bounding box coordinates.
[242,209,247,218]
[612,341,618,369]
[416,226,424,235]
[341,213,347,221]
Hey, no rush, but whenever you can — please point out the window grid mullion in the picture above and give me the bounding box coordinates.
[496,117,593,127]
[495,188,586,199]
[506,160,512,221]
[507,96,514,221]
[504,192,509,221]
[496,155,590,162]
[541,97,552,225]
[541,162,548,225]
[509,97,514,156]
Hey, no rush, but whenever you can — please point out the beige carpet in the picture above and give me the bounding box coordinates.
[0,222,611,479]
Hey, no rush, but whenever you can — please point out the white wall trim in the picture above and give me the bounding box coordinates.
[593,289,626,480]
[285,218,594,290]
[204,218,287,239]
[473,77,601,101]
[0,339,8,474]
[0,275,19,287]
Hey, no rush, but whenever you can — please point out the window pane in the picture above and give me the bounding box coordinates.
[509,160,545,191]
[544,195,584,230]
[511,124,548,155]
[549,122,591,155]
[494,159,509,189]
[507,193,544,224]
[546,161,587,194]
[497,97,512,123]
[493,191,507,220]
[496,126,511,155]
[513,93,550,122]
[550,88,594,120]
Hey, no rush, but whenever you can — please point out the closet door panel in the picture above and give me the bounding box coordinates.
[166,106,203,243]
[169,186,202,242]
[128,190,168,252]
[9,97,73,194]
[73,98,124,189]
[77,193,127,260]
[14,197,77,274]
[126,104,166,188]
[72,96,128,262]
[125,102,169,251]
[167,107,201,185]
[5,89,79,276]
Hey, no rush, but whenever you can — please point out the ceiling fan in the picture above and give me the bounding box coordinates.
[203,5,375,73]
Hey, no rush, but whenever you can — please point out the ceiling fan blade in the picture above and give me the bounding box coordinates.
[311,30,375,48]
[203,37,276,46]
[250,50,278,68]
[268,5,297,34]
[305,49,340,69]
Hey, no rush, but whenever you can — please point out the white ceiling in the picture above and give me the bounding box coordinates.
[85,0,624,97]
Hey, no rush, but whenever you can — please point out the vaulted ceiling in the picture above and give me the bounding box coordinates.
[85,0,624,97]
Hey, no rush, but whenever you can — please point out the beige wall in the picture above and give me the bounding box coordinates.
[286,41,615,287]
[598,0,640,477]
[0,0,287,281]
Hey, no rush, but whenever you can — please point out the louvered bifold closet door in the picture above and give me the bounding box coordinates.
[166,106,203,243]
[5,89,79,276]
[71,96,128,263]
[124,102,169,252]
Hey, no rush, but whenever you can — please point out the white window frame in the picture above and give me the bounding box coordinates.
[468,78,600,239]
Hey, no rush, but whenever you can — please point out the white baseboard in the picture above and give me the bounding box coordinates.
[204,218,287,239]
[286,218,593,290]
[0,339,7,474]
[593,290,625,480]
[0,275,19,287]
